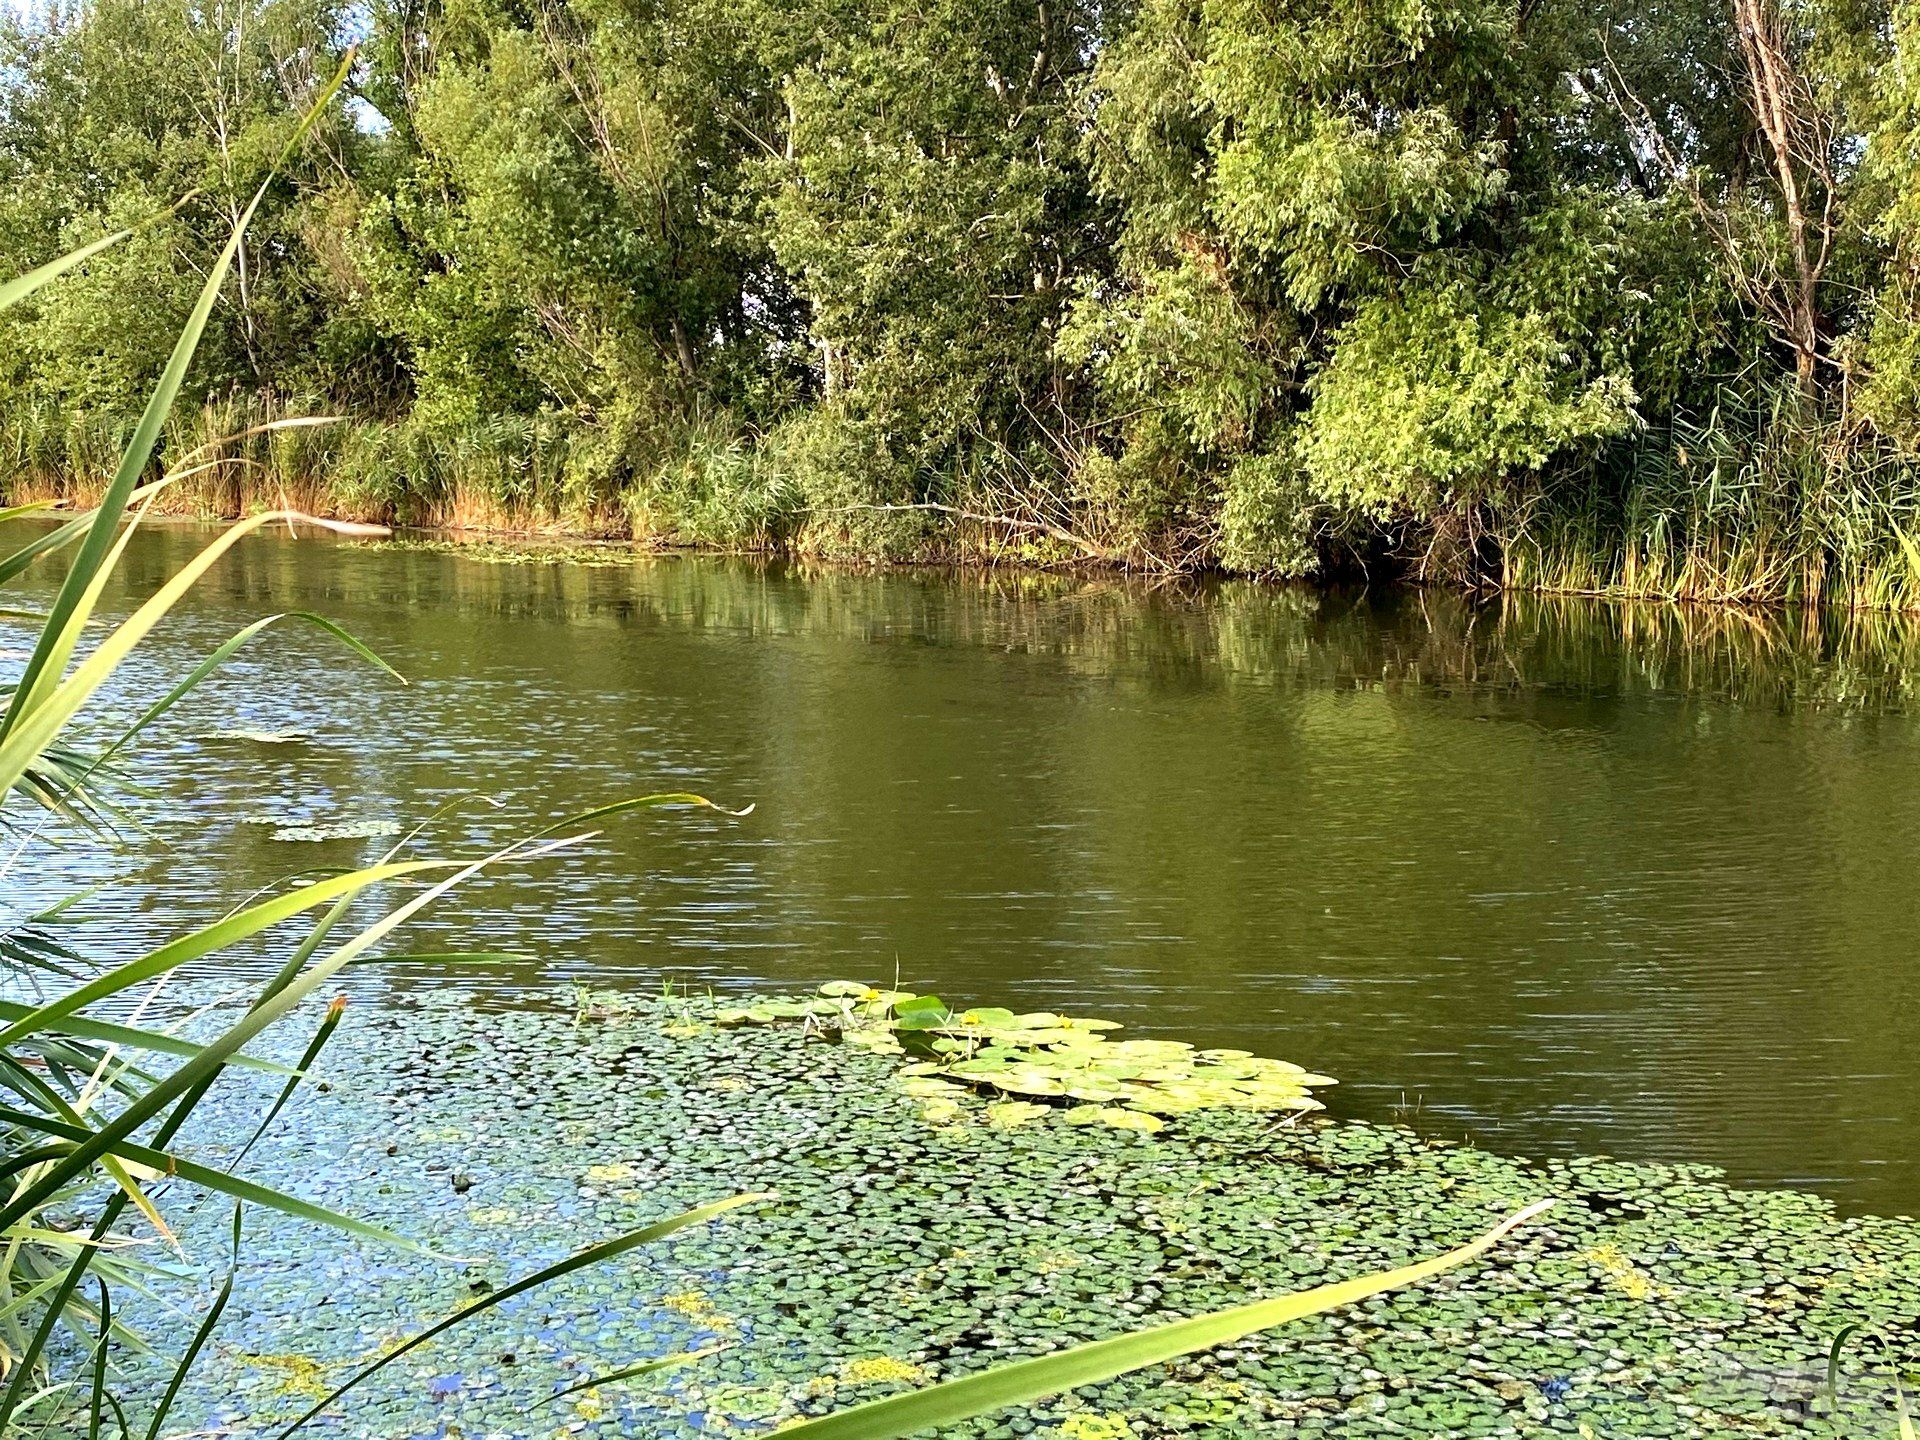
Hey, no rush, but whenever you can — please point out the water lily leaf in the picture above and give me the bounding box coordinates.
[1063,1078,1129,1103]
[1105,1040,1193,1060]
[901,1077,962,1100]
[984,1101,1049,1129]
[701,983,1335,1136]
[919,1097,965,1125]
[268,819,404,843]
[893,996,952,1030]
[1060,1105,1165,1132]
[955,1007,1018,1027]
[986,1071,1067,1097]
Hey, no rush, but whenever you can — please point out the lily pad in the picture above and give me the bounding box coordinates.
[1061,1105,1166,1133]
[206,727,313,744]
[268,819,405,843]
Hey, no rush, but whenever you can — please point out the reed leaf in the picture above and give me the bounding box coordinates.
[0,1106,438,1256]
[0,227,137,315]
[0,860,446,1049]
[0,1003,297,1074]
[143,1207,241,1440]
[533,1350,715,1408]
[0,509,386,805]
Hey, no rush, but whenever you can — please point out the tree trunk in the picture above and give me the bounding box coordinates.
[1732,0,1829,392]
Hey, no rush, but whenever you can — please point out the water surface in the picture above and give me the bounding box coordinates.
[8,522,1920,1213]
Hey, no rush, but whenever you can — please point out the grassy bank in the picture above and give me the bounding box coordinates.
[66,983,1920,1438]
[0,398,1075,566]
[20,396,1920,612]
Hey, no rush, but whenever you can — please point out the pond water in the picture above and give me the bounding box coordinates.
[8,520,1920,1214]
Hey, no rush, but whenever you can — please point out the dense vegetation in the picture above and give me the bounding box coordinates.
[7,0,1920,601]
[0,121,1528,1427]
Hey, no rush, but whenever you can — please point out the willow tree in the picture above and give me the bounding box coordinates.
[1060,0,1779,575]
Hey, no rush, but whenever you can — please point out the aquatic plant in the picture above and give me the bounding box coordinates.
[1829,1326,1919,1439]
[0,62,764,1429]
[71,989,1920,1437]
[722,983,1335,1134]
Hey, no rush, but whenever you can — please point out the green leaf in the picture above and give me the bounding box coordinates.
[0,1106,440,1257]
[0,51,353,756]
[0,861,445,1049]
[532,1349,716,1409]
[0,1002,296,1074]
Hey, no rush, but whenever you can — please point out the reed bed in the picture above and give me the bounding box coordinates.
[1493,390,1920,613]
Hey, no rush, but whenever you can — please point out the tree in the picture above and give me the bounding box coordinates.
[757,0,1106,552]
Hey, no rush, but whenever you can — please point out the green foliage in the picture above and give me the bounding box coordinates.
[11,0,1920,597]
[65,988,1920,1435]
[0,170,1535,1436]
[766,0,1099,518]
[1856,1,1920,450]
[1298,258,1637,520]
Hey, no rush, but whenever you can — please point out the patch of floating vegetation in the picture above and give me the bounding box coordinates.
[360,535,644,567]
[202,727,313,744]
[64,985,1920,1439]
[719,982,1335,1133]
[239,813,405,843]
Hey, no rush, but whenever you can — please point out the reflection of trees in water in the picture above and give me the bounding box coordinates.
[406,552,1920,713]
[65,518,1920,713]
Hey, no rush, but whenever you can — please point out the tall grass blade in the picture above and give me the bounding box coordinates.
[229,996,345,1169]
[0,798,708,1243]
[0,1106,439,1254]
[533,1350,714,1408]
[0,1004,295,1073]
[0,509,379,804]
[1827,1323,1918,1436]
[86,610,407,781]
[0,860,445,1048]
[529,793,756,840]
[142,1206,241,1440]
[0,228,136,314]
[85,1282,110,1440]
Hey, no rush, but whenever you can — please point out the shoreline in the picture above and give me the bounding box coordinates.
[17,480,1920,618]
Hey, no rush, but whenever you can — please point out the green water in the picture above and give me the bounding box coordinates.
[10,522,1920,1213]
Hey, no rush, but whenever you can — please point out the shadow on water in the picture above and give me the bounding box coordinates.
[6,517,1920,1214]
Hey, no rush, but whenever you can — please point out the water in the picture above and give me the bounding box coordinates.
[8,520,1920,1214]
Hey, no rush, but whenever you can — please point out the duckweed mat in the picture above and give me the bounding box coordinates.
[67,989,1920,1438]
